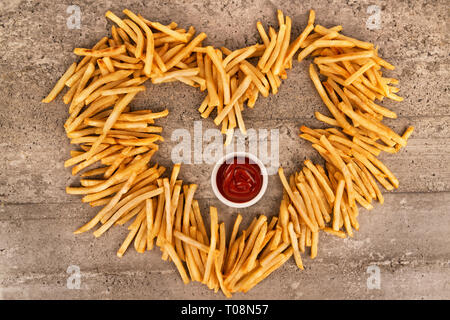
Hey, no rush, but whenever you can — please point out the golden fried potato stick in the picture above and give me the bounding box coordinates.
[347,161,372,201]
[147,21,189,42]
[215,252,232,298]
[303,179,329,223]
[71,144,123,175]
[102,57,115,73]
[174,230,213,254]
[288,222,303,269]
[101,86,146,96]
[298,223,306,252]
[298,37,354,62]
[68,63,96,116]
[323,227,346,238]
[73,45,126,58]
[226,214,242,262]
[351,150,394,191]
[171,194,185,261]
[287,204,301,234]
[338,194,354,236]
[284,10,315,65]
[189,226,205,272]
[262,24,286,73]
[162,178,172,242]
[242,222,267,272]
[228,230,246,276]
[106,12,137,42]
[395,126,414,152]
[182,184,198,240]
[314,50,374,64]
[163,239,190,284]
[272,15,291,75]
[256,21,270,46]
[76,37,109,73]
[74,69,134,105]
[314,25,374,49]
[204,53,220,107]
[117,209,146,258]
[278,198,290,243]
[206,46,230,104]
[258,28,277,70]
[241,60,269,88]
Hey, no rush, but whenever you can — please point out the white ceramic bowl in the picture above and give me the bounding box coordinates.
[210,152,268,208]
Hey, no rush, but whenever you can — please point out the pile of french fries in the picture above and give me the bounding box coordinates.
[152,199,296,297]
[196,9,299,145]
[40,8,300,297]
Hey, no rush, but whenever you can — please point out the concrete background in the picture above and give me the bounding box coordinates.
[0,0,449,299]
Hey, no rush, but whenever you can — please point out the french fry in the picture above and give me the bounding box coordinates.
[73,45,126,57]
[42,62,77,103]
[323,227,346,238]
[163,239,190,284]
[288,222,303,269]
[203,206,218,284]
[333,179,345,231]
[272,15,291,75]
[262,24,286,73]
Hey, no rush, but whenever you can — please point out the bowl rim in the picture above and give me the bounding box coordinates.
[210,151,268,208]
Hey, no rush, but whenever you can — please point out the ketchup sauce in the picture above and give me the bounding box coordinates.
[216,157,263,203]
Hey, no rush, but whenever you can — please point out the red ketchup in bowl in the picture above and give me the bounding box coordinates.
[215,157,263,203]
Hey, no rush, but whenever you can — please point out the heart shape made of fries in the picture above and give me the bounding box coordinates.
[42,8,413,297]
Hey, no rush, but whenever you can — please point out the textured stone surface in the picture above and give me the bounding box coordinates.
[0,0,449,299]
